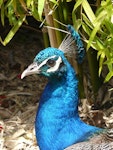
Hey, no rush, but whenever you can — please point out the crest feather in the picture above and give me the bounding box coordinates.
[58,25,85,64]
[58,34,77,57]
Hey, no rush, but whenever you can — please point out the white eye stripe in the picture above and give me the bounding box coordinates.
[38,55,56,69]
[47,56,62,73]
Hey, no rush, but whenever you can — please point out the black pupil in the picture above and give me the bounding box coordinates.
[47,59,55,67]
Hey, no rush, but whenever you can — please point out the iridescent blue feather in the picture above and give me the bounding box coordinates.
[67,25,85,64]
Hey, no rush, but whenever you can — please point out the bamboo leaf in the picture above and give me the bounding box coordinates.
[96,39,104,50]
[82,0,96,24]
[32,3,40,21]
[105,71,113,82]
[82,14,93,29]
[82,23,92,36]
[1,3,5,26]
[7,5,17,25]
[98,52,105,76]
[93,10,107,27]
[50,0,58,5]
[73,0,83,11]
[105,20,113,34]
[0,16,26,46]
[87,21,101,50]
[5,0,13,8]
[38,0,45,20]
[26,0,32,8]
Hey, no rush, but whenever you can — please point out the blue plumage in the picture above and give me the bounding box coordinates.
[21,26,103,150]
[67,25,85,64]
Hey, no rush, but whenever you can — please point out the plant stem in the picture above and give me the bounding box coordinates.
[44,2,58,47]
[42,31,50,48]
[87,49,102,95]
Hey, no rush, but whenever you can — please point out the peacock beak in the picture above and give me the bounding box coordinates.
[21,62,40,79]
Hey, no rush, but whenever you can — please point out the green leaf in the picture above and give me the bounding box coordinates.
[7,5,17,25]
[5,0,13,8]
[93,9,107,27]
[38,0,45,20]
[1,3,5,26]
[96,39,104,50]
[82,23,92,36]
[50,0,58,5]
[26,0,32,8]
[82,0,96,24]
[105,20,113,34]
[87,21,101,50]
[98,52,105,76]
[0,15,26,46]
[73,0,83,11]
[82,14,93,29]
[32,3,40,21]
[105,71,113,82]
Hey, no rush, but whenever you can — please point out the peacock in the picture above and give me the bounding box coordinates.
[21,25,113,150]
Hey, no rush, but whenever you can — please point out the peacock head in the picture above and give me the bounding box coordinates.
[21,47,68,79]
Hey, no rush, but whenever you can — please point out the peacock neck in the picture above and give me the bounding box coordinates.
[36,60,102,150]
[39,61,79,118]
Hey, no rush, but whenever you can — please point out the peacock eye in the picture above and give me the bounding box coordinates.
[46,59,56,67]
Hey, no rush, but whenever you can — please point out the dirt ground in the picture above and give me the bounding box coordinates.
[0,26,47,149]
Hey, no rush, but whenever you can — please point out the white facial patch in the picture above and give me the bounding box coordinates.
[47,56,62,73]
